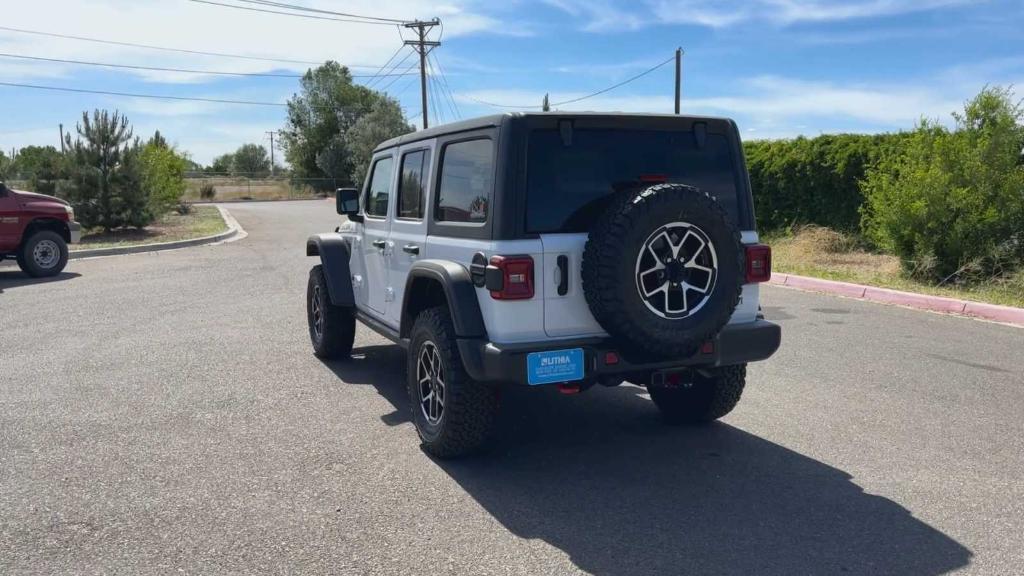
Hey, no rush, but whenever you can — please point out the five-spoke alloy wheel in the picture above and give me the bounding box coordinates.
[635,221,718,320]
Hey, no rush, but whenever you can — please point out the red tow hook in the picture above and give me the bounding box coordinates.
[557,383,582,395]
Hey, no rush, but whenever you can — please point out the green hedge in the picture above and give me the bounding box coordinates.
[743,133,907,232]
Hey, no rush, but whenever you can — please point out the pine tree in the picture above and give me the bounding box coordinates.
[542,93,551,112]
[61,110,151,230]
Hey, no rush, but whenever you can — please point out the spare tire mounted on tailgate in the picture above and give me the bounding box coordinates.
[582,183,744,358]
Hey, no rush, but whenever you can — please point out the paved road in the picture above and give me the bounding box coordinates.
[2,201,1022,575]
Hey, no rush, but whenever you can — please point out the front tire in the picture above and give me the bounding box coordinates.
[408,307,498,458]
[648,364,746,424]
[18,230,68,277]
[307,265,355,359]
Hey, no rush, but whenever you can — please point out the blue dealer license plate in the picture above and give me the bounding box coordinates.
[526,348,585,386]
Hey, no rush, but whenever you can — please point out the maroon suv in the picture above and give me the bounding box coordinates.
[0,182,81,277]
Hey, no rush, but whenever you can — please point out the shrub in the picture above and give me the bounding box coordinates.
[140,142,188,216]
[176,201,193,215]
[199,183,216,200]
[861,86,1024,281]
[744,133,905,232]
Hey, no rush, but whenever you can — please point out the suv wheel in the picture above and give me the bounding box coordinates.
[307,265,355,359]
[18,230,69,278]
[647,364,746,424]
[408,307,498,458]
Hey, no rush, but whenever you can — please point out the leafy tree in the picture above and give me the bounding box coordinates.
[10,145,64,195]
[209,153,234,174]
[139,142,188,215]
[61,109,151,230]
[344,96,414,186]
[0,150,10,180]
[862,86,1024,280]
[279,61,383,186]
[231,143,272,176]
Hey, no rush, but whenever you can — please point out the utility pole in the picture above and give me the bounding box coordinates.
[266,131,275,175]
[673,48,682,114]
[59,124,65,153]
[403,19,440,129]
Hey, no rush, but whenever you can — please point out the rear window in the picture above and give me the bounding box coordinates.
[436,139,493,224]
[525,129,740,234]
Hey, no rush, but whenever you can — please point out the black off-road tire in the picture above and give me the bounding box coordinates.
[648,364,746,424]
[307,265,355,359]
[582,183,744,358]
[18,230,68,277]
[407,306,498,458]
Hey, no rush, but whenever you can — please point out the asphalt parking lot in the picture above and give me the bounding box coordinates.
[2,200,1022,575]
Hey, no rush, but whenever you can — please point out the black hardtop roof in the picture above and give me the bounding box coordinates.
[373,112,736,152]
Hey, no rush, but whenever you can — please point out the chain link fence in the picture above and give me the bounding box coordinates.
[184,174,347,202]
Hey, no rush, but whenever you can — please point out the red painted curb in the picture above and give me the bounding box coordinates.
[768,273,1023,327]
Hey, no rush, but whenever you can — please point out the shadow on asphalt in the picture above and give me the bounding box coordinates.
[323,344,972,575]
[0,271,81,293]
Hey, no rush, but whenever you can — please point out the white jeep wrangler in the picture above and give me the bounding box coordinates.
[306,113,780,457]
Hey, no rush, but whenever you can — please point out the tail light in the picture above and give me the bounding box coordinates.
[745,244,772,283]
[487,255,534,300]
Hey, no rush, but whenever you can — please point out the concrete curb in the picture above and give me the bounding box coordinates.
[769,273,1024,328]
[69,205,242,260]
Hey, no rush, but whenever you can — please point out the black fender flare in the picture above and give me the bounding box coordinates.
[306,233,355,307]
[400,260,486,339]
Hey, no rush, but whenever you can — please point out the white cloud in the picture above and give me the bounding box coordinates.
[547,0,974,30]
[0,0,514,84]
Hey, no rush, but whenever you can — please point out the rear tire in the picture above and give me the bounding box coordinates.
[408,306,498,458]
[648,364,746,424]
[18,230,68,277]
[307,265,355,359]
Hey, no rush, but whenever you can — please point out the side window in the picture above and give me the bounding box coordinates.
[398,149,429,220]
[436,139,493,224]
[364,156,394,218]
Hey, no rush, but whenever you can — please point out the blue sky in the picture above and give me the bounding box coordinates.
[1,0,1022,165]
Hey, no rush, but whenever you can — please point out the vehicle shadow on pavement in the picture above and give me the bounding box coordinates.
[0,271,80,293]
[435,385,973,576]
[319,344,410,426]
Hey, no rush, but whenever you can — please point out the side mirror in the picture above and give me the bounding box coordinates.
[335,187,362,222]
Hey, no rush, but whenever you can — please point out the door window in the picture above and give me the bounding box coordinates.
[398,149,430,220]
[364,156,394,219]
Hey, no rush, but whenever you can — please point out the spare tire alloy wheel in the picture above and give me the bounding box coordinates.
[582,183,744,359]
[635,222,717,319]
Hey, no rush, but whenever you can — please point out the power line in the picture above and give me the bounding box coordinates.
[0,52,416,79]
[371,49,416,90]
[430,52,461,120]
[231,0,409,24]
[0,25,381,68]
[188,0,402,26]
[468,54,676,109]
[0,81,286,107]
[378,56,419,92]
[362,44,405,88]
[0,52,301,78]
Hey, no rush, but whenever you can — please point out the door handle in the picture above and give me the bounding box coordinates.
[402,244,420,255]
[371,239,386,250]
[557,255,569,296]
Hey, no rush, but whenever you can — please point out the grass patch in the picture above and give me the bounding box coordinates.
[767,225,1024,308]
[73,205,228,250]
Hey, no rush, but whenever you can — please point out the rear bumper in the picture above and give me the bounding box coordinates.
[68,221,81,244]
[458,320,781,385]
